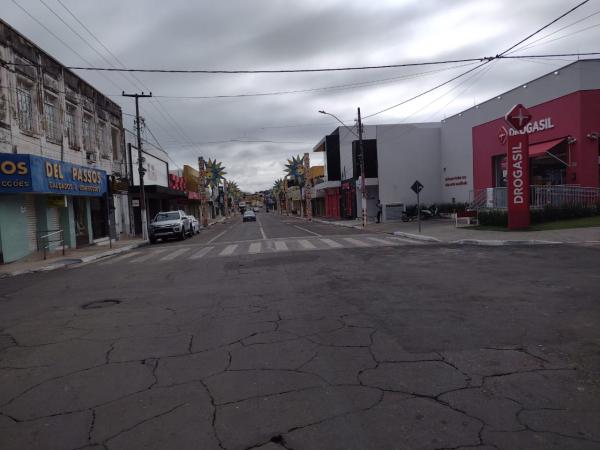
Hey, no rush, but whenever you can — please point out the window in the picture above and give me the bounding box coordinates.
[66,104,78,149]
[82,114,93,152]
[44,93,61,143]
[16,86,33,132]
[98,121,109,158]
[111,127,121,161]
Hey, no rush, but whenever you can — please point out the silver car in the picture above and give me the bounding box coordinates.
[149,210,190,243]
[189,215,200,234]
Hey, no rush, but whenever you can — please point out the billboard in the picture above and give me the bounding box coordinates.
[131,150,168,187]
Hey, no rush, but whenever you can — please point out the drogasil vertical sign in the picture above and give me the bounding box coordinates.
[504,104,531,230]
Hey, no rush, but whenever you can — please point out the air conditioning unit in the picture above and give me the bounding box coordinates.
[86,151,97,162]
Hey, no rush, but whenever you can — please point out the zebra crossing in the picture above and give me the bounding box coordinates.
[99,234,425,265]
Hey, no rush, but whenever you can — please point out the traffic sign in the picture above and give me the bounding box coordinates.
[504,104,532,131]
[411,180,424,194]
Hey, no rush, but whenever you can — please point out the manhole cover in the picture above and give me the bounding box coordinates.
[81,299,122,310]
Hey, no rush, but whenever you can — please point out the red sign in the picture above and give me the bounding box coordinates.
[498,126,508,145]
[505,104,532,131]
[168,174,187,191]
[506,133,530,229]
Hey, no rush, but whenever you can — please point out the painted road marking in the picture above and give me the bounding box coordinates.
[294,225,321,237]
[100,251,141,265]
[321,238,342,248]
[298,239,316,250]
[220,244,238,256]
[161,248,190,261]
[274,241,288,251]
[189,246,213,259]
[130,249,167,262]
[367,237,399,246]
[207,228,230,244]
[249,242,262,254]
[343,237,371,247]
[256,217,267,240]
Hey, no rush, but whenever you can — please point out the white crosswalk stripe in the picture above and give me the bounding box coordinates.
[320,238,342,248]
[161,248,190,261]
[189,246,213,259]
[248,242,262,254]
[220,244,238,256]
[274,241,288,251]
[367,237,398,246]
[100,251,141,265]
[130,249,167,262]
[298,239,316,250]
[343,237,371,247]
[98,233,427,265]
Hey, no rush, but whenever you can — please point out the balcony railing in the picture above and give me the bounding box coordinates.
[471,185,600,210]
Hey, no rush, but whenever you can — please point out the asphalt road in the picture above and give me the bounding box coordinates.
[0,212,599,450]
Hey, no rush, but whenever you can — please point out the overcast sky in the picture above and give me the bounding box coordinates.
[4,0,600,191]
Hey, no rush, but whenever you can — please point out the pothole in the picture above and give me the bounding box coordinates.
[81,299,122,310]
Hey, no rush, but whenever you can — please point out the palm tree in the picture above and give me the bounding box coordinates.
[272,178,284,213]
[284,155,305,216]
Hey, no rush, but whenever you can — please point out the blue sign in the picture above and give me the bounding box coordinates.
[0,153,107,197]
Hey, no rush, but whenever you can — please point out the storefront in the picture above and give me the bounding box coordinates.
[472,90,600,192]
[340,178,356,219]
[0,153,108,263]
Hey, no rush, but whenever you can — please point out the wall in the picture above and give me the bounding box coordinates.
[376,123,442,208]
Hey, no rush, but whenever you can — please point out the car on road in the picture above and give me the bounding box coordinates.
[242,210,256,222]
[149,210,191,243]
[253,206,260,213]
[189,215,200,234]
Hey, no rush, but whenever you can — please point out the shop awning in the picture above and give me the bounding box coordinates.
[529,138,565,157]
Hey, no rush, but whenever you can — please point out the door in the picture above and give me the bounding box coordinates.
[73,198,90,247]
[46,207,60,251]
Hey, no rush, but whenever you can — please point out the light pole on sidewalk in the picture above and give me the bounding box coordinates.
[318,109,367,228]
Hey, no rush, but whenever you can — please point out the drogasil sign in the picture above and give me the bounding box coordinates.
[499,118,555,144]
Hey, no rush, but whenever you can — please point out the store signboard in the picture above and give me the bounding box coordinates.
[0,153,107,197]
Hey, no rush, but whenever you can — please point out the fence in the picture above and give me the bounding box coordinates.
[471,185,600,210]
[37,229,65,260]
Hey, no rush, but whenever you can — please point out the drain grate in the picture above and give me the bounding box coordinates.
[81,299,122,310]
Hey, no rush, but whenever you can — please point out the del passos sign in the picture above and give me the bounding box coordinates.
[0,153,107,197]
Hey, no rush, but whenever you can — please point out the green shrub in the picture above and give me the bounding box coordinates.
[477,209,508,226]
[480,203,600,227]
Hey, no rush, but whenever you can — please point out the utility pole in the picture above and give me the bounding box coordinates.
[357,107,367,228]
[122,91,152,240]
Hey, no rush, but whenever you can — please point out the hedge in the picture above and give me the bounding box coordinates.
[477,203,600,227]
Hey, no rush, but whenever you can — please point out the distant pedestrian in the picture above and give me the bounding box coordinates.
[376,200,382,223]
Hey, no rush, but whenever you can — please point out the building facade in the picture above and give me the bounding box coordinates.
[312,59,600,222]
[0,20,128,263]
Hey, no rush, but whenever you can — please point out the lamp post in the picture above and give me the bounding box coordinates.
[318,109,367,227]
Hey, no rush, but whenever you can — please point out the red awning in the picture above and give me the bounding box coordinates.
[529,138,565,157]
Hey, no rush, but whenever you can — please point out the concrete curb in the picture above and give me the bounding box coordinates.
[312,218,363,230]
[451,239,563,246]
[0,241,149,279]
[392,231,442,243]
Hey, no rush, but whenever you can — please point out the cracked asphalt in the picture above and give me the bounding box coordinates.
[0,214,599,450]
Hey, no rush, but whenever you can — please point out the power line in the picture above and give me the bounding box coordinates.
[363,2,594,119]
[499,0,590,55]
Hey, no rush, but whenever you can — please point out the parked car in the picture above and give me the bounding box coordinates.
[242,210,256,222]
[189,215,200,234]
[253,206,260,213]
[149,210,190,243]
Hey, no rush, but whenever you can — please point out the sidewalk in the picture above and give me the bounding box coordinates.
[0,236,148,279]
[312,217,600,245]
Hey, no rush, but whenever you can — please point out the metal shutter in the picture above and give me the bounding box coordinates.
[24,195,37,252]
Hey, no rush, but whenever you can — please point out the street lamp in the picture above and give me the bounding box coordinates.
[319,109,367,228]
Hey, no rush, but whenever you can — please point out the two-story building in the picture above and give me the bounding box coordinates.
[0,19,128,263]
